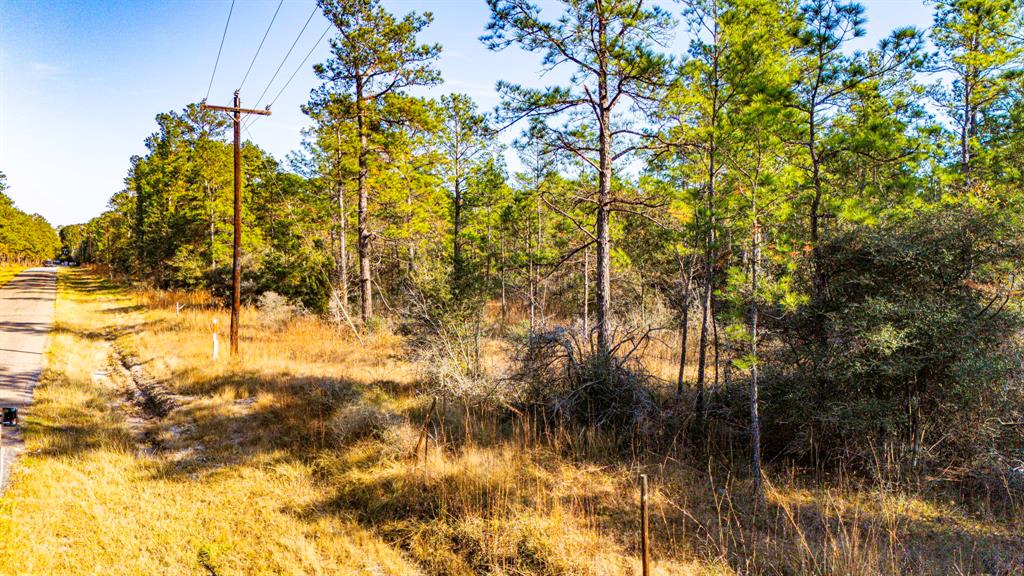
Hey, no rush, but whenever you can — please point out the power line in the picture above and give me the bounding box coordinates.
[248,4,320,114]
[246,23,331,130]
[238,0,285,91]
[267,24,331,110]
[205,0,236,102]
[244,122,258,143]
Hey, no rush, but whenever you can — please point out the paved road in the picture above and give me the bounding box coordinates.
[0,267,57,490]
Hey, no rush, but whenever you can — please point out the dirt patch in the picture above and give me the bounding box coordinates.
[111,346,195,456]
[115,348,185,417]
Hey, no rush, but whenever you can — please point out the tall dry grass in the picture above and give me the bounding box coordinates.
[0,268,1019,575]
[0,271,420,575]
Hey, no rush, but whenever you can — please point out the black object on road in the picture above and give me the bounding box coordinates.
[1,407,17,426]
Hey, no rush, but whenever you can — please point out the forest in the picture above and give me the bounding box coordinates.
[0,171,60,264]
[63,0,1024,527]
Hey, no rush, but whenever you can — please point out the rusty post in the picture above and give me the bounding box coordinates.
[641,473,650,576]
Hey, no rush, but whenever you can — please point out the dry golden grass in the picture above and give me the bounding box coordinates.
[0,264,29,288]
[0,268,1020,575]
[0,271,420,575]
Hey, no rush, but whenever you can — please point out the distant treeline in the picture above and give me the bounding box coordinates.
[0,171,60,265]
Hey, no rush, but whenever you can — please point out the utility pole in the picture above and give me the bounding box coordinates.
[201,90,271,356]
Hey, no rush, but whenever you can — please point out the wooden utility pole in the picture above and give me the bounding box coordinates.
[201,91,270,356]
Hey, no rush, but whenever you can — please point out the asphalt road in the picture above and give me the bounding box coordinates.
[0,267,57,490]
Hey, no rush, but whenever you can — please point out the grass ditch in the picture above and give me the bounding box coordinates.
[0,270,419,575]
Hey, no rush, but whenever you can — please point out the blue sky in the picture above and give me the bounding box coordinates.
[0,0,933,227]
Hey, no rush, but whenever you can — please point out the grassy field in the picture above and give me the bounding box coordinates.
[0,265,28,288]
[0,268,1019,575]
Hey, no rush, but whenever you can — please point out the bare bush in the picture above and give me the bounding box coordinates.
[257,291,302,328]
[404,275,518,406]
[414,319,518,405]
[511,325,660,438]
[330,402,403,445]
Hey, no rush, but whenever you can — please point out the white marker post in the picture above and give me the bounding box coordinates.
[211,318,220,361]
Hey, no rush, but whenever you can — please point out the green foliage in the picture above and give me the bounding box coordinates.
[930,0,1023,181]
[0,171,61,264]
[314,0,441,97]
[311,0,443,322]
[437,93,495,298]
[70,104,331,311]
[759,206,1024,465]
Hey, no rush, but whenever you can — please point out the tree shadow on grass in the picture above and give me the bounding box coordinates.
[18,381,136,461]
[50,319,167,343]
[60,272,121,296]
[286,424,1024,576]
[99,304,147,315]
[139,371,380,481]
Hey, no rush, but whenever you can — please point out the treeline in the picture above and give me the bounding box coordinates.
[70,0,1024,478]
[0,171,61,264]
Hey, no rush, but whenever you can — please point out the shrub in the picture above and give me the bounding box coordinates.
[758,206,1024,470]
[511,326,659,442]
[404,267,511,404]
[330,402,403,445]
[257,291,302,328]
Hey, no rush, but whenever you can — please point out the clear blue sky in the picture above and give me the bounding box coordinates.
[0,0,933,227]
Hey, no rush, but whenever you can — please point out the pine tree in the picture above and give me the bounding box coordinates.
[437,94,492,294]
[791,0,923,299]
[484,0,672,357]
[314,0,442,323]
[930,0,1023,183]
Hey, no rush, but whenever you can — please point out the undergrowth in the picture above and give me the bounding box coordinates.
[0,269,1020,575]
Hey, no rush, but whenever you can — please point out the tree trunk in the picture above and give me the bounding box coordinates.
[677,307,690,395]
[695,143,716,424]
[595,171,612,357]
[595,23,613,357]
[695,246,712,423]
[336,131,349,310]
[536,190,544,323]
[453,176,463,293]
[750,206,763,497]
[406,181,415,276]
[809,105,825,301]
[712,294,720,387]
[695,19,721,427]
[528,258,536,334]
[485,205,493,286]
[500,236,507,325]
[962,73,975,181]
[356,84,372,323]
[583,244,590,348]
[676,254,693,396]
